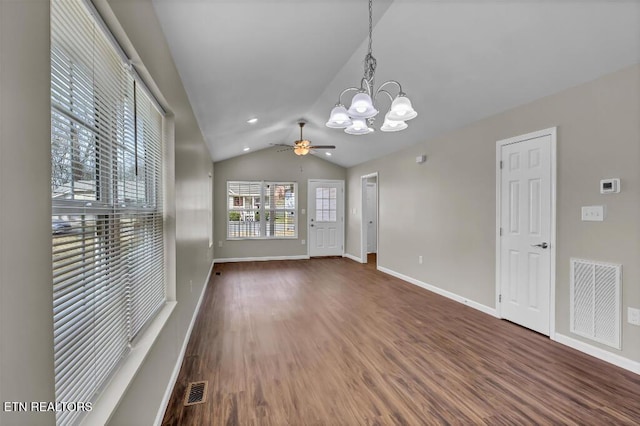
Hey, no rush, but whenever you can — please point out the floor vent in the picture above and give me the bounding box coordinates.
[183,381,208,406]
[570,258,621,349]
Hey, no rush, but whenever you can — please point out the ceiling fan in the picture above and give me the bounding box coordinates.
[275,122,336,156]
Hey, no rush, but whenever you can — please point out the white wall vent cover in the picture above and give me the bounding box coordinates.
[570,258,621,349]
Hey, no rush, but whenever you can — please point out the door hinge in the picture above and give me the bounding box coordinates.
[500,160,503,169]
[500,227,503,236]
[499,294,502,303]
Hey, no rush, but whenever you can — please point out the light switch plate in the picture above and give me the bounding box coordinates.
[628,307,640,326]
[581,205,604,221]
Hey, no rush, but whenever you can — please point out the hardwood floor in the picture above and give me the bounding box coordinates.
[162,258,640,425]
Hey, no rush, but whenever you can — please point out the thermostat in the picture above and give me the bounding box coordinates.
[600,178,620,194]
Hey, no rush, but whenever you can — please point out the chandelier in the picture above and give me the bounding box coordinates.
[326,0,417,135]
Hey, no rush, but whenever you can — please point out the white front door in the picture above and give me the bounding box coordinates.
[366,182,377,253]
[308,180,344,257]
[498,129,555,336]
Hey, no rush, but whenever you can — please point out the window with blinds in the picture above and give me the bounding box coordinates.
[227,181,297,239]
[51,1,165,425]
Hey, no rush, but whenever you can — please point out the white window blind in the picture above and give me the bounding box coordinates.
[51,1,165,425]
[227,181,297,239]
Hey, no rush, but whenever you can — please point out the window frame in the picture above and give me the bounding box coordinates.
[50,1,171,425]
[226,181,298,240]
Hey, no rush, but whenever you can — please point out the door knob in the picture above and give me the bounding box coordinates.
[531,242,548,249]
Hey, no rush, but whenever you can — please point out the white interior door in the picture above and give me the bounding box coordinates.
[366,182,377,253]
[308,180,344,257]
[499,131,554,336]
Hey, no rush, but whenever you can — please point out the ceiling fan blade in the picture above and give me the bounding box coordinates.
[308,145,336,149]
[270,143,292,147]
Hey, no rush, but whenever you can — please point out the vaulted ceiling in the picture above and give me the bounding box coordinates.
[152,0,640,167]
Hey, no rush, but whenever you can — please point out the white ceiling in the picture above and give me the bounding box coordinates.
[152,0,640,167]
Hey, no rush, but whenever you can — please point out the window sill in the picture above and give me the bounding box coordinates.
[227,237,298,241]
[80,301,177,426]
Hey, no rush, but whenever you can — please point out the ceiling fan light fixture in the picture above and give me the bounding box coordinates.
[294,145,310,156]
[326,105,352,128]
[326,0,417,135]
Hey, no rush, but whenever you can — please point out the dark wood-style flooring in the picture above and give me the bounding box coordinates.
[162,257,640,425]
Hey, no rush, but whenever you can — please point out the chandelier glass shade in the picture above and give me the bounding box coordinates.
[380,112,408,132]
[325,105,352,129]
[326,0,417,134]
[345,118,374,135]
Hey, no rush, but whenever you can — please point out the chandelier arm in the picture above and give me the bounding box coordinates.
[374,80,403,100]
[337,87,361,105]
[361,78,373,95]
[375,89,394,104]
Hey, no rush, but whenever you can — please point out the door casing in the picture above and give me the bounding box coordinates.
[495,127,557,338]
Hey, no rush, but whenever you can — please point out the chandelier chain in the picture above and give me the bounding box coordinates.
[368,0,373,55]
[364,0,376,89]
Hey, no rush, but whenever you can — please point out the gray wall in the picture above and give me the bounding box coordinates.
[0,0,214,425]
[346,64,640,363]
[214,147,346,260]
[0,1,56,425]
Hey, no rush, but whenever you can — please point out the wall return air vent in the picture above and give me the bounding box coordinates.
[570,258,621,349]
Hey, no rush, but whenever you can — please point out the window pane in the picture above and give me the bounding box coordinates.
[51,113,97,201]
[313,186,337,223]
[229,181,296,239]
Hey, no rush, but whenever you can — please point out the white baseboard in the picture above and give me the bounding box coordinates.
[154,259,215,426]
[377,266,498,318]
[343,252,363,263]
[214,255,310,263]
[553,333,640,375]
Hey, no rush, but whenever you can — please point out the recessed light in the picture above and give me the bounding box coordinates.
[247,118,258,124]
[325,152,332,156]
[243,147,250,152]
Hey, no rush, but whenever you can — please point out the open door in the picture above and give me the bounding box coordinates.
[361,173,378,264]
